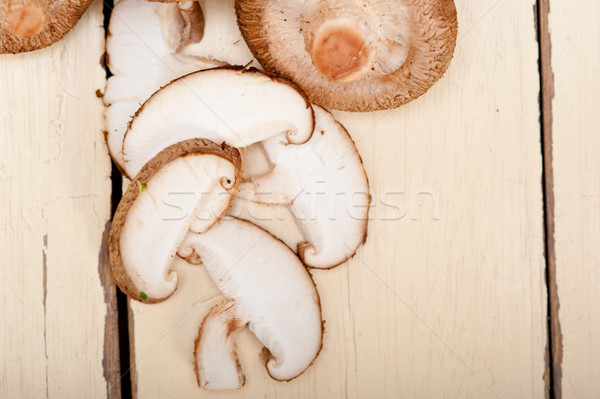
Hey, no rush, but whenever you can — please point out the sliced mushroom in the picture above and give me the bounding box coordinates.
[121,66,314,179]
[177,0,256,66]
[104,0,224,173]
[235,0,458,111]
[194,300,246,390]
[178,217,323,387]
[108,138,242,303]
[0,0,92,53]
[238,106,369,268]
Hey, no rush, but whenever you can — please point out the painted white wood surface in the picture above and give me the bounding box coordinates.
[549,1,600,397]
[127,1,548,398]
[0,1,114,398]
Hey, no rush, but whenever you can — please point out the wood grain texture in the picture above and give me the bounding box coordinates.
[0,1,118,397]
[126,0,548,397]
[547,0,600,397]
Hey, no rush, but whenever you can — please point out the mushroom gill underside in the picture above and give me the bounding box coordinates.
[235,0,458,111]
[0,0,94,54]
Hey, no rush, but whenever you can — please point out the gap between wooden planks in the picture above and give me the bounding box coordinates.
[541,0,600,398]
[0,0,120,398]
[537,0,560,397]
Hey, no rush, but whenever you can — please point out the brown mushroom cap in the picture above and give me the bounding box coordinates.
[235,0,458,111]
[0,0,93,54]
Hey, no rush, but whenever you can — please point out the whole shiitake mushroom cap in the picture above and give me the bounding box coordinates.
[0,0,93,54]
[235,0,458,111]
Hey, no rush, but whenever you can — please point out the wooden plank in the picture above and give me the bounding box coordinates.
[545,0,600,397]
[0,1,119,397]
[126,0,548,397]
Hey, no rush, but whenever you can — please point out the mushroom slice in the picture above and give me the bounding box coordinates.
[235,0,458,111]
[194,300,246,390]
[109,138,242,303]
[237,106,369,269]
[121,66,314,179]
[104,0,224,172]
[178,217,322,386]
[0,0,92,54]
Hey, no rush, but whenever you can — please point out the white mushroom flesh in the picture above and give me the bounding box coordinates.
[179,0,255,65]
[195,300,246,390]
[179,217,322,383]
[104,0,223,171]
[121,67,314,179]
[120,153,237,300]
[237,106,369,269]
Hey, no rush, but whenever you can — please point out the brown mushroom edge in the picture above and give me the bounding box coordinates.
[108,138,243,303]
[119,64,315,181]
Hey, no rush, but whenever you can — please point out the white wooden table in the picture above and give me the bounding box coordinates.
[0,0,598,398]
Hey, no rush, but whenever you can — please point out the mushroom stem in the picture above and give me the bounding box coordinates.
[7,0,45,38]
[302,3,376,83]
[175,1,205,50]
